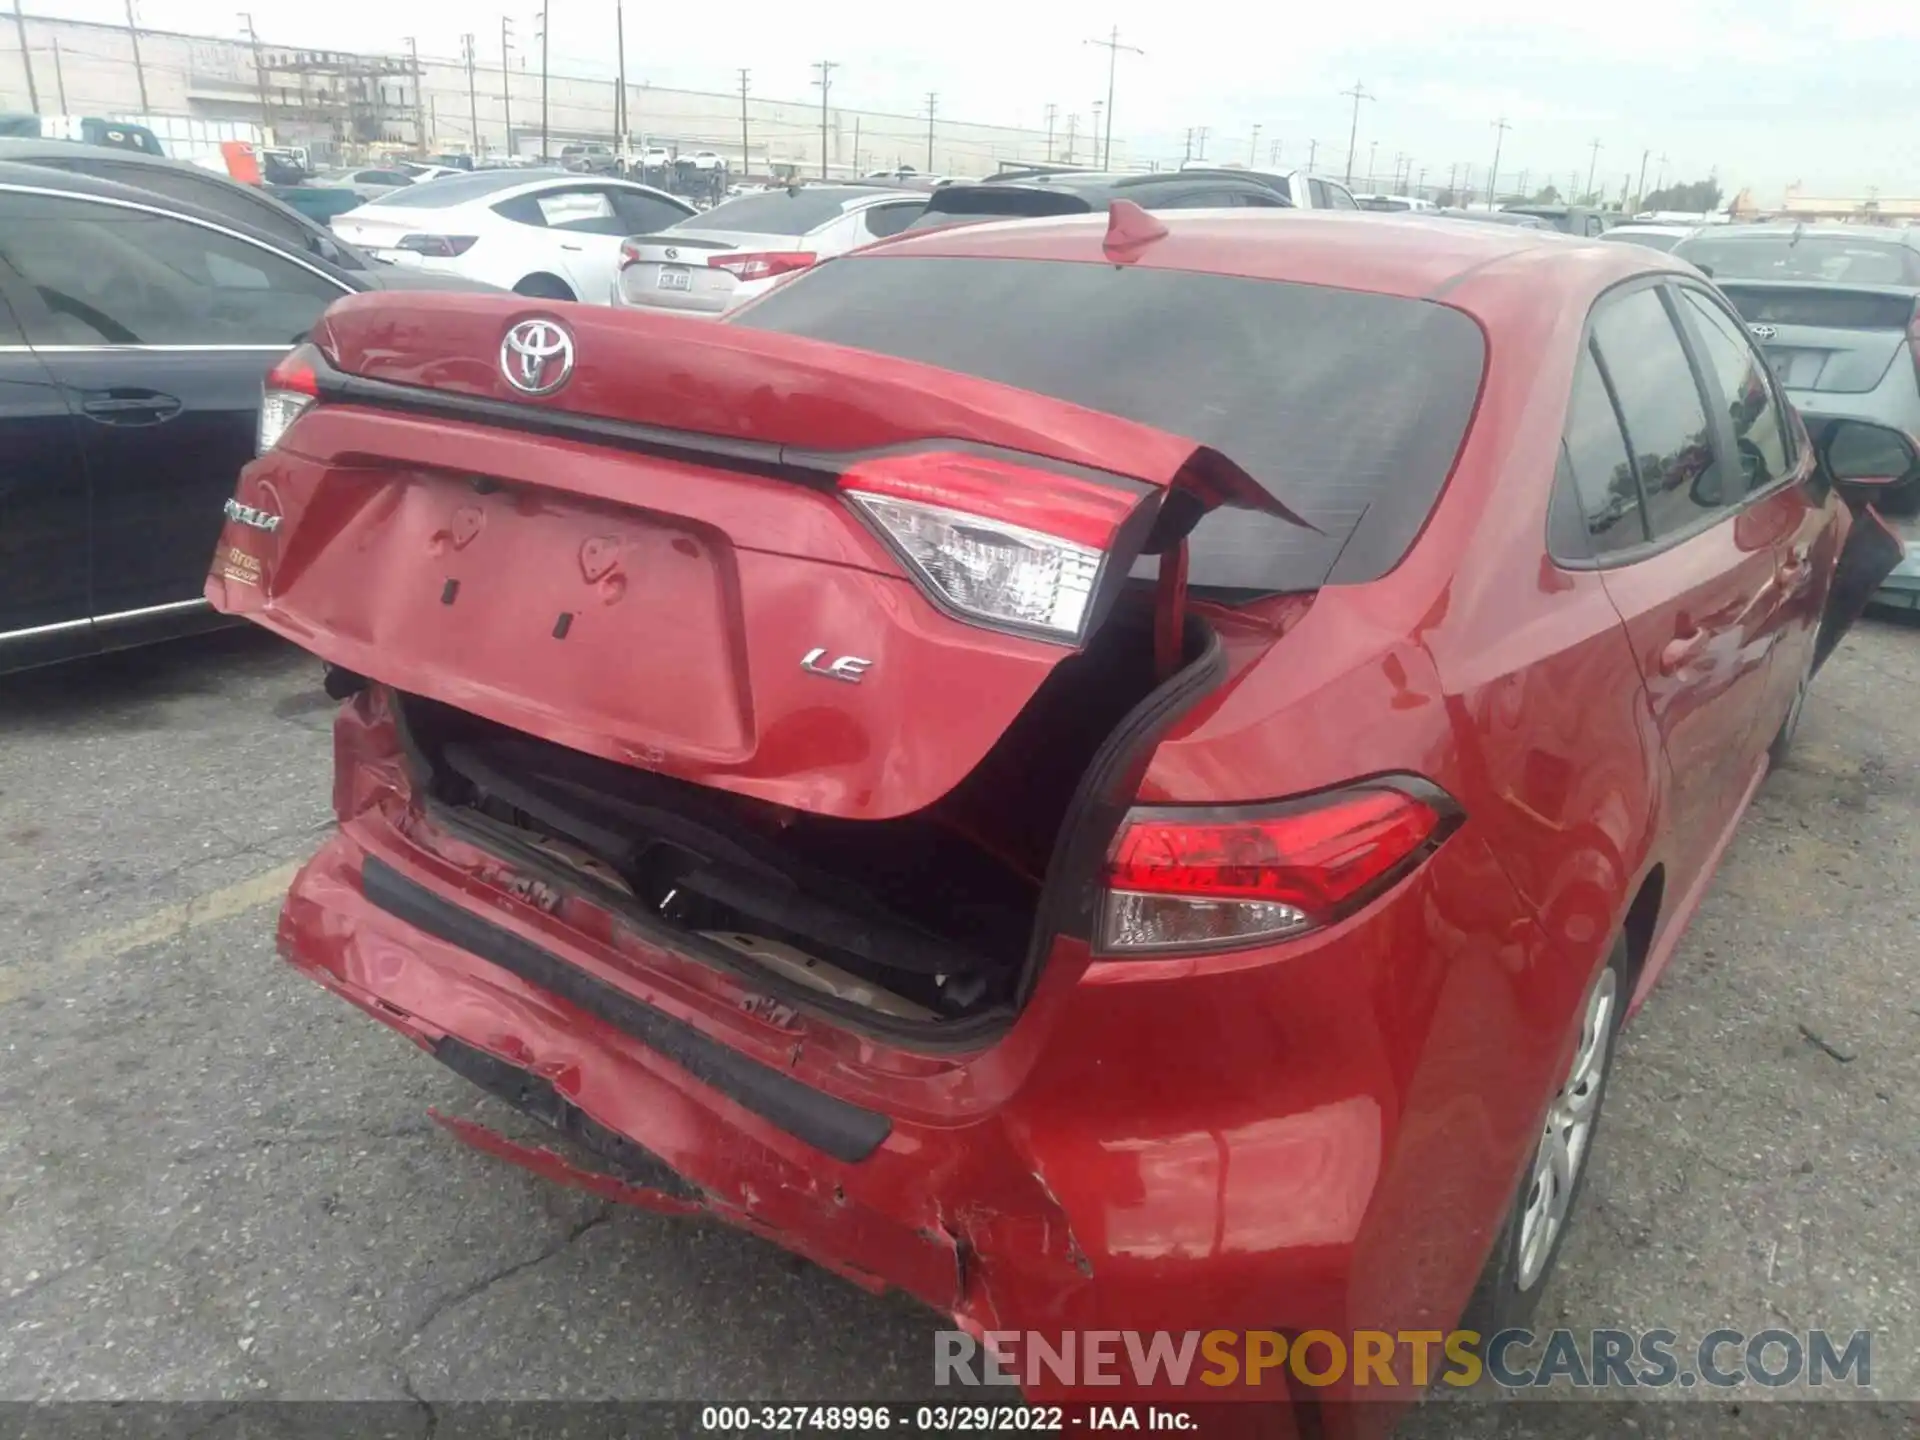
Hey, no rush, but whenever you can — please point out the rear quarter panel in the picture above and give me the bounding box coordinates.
[1130,272,1667,1371]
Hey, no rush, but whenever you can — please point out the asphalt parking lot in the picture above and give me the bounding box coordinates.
[1,619,1916,1436]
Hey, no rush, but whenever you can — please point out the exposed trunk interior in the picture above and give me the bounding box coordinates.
[394,587,1214,1033]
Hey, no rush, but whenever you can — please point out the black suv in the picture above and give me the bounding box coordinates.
[908,167,1291,230]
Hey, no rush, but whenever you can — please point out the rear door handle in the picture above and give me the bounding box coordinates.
[1658,627,1710,676]
[81,390,182,426]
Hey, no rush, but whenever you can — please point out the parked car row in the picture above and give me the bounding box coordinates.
[199,209,1908,1428]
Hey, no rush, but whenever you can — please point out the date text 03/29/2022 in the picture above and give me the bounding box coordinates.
[699,1407,1195,1433]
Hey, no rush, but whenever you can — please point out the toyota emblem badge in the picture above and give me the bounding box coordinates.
[500,318,575,396]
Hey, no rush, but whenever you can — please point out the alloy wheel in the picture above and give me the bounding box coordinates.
[1515,965,1617,1292]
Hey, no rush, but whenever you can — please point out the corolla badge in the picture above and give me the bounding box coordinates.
[1748,323,1778,341]
[224,497,281,532]
[500,318,575,396]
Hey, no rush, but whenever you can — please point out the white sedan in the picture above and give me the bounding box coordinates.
[331,169,697,302]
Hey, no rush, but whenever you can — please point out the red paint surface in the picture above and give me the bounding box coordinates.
[218,213,1859,1429]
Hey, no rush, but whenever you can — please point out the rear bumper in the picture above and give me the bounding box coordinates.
[272,692,1579,1417]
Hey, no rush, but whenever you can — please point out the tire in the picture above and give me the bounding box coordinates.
[513,273,576,301]
[1460,938,1626,1339]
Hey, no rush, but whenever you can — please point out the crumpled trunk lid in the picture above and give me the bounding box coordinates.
[209,293,1291,821]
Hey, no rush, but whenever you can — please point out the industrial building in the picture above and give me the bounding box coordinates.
[0,12,1093,177]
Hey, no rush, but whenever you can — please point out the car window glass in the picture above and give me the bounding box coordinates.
[861,202,924,239]
[1325,184,1359,210]
[1175,189,1242,208]
[737,254,1485,592]
[1676,288,1794,492]
[64,160,316,254]
[1590,286,1727,535]
[1559,341,1648,555]
[1236,189,1287,208]
[0,192,343,346]
[1308,179,1331,207]
[608,188,693,234]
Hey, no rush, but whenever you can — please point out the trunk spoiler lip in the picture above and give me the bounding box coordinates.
[307,298,1316,531]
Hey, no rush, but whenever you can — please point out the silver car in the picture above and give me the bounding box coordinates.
[1674,224,1920,508]
[613,185,926,317]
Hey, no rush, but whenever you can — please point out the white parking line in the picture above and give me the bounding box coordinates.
[0,861,302,1004]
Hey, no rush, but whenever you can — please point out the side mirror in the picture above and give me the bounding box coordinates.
[1812,417,1920,492]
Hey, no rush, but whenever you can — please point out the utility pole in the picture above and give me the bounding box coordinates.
[404,35,425,151]
[812,60,836,178]
[1305,137,1317,173]
[1249,124,1261,165]
[1194,125,1208,160]
[9,0,36,114]
[1340,81,1372,185]
[500,18,514,157]
[461,35,478,154]
[48,37,65,111]
[1392,151,1408,191]
[1064,113,1078,165]
[925,91,937,172]
[1416,164,1426,195]
[1488,116,1509,207]
[614,0,627,161]
[1446,161,1458,198]
[1043,103,1056,162]
[1089,100,1102,164]
[1635,148,1650,208]
[851,114,859,171]
[1585,137,1602,204]
[537,1,549,162]
[239,13,271,141]
[124,0,149,111]
[1269,138,1281,165]
[1084,25,1143,171]
[1366,139,1377,188]
[737,69,750,174]
[1182,126,1192,163]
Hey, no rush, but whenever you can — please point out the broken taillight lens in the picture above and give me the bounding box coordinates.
[258,343,321,455]
[1098,785,1451,955]
[838,451,1142,643]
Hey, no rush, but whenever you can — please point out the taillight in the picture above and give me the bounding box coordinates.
[710,250,816,282]
[1098,784,1453,955]
[838,451,1141,643]
[396,234,478,257]
[258,343,321,455]
[619,238,646,266]
[1909,298,1920,393]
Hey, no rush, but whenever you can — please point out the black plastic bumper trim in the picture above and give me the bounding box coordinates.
[360,855,892,1163]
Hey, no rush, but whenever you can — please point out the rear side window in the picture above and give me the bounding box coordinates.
[1675,288,1794,491]
[1556,342,1647,557]
[734,255,1487,592]
[1590,287,1726,538]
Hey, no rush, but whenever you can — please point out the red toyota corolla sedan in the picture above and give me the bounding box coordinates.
[207,209,1903,1429]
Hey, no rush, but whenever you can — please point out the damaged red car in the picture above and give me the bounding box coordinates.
[208,208,1906,1428]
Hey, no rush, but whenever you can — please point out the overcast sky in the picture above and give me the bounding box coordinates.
[56,0,1920,199]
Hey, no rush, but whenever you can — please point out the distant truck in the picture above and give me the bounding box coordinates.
[0,113,165,155]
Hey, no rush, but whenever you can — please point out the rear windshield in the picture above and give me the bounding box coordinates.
[1715,284,1916,330]
[367,170,561,208]
[695,189,859,235]
[734,255,1486,593]
[910,188,1094,229]
[1675,234,1920,286]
